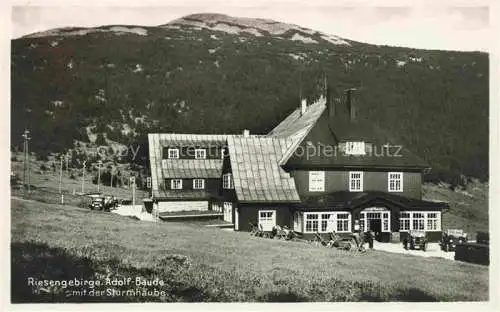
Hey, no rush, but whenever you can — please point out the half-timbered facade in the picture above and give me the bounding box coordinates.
[149,92,447,242]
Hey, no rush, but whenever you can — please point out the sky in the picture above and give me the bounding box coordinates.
[9,0,494,52]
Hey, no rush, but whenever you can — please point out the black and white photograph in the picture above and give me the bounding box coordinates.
[4,0,496,307]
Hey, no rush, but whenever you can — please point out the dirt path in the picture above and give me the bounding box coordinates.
[372,241,456,261]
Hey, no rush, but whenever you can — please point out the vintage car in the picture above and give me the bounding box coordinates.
[403,230,428,251]
[89,196,105,210]
[440,229,467,252]
[103,196,118,211]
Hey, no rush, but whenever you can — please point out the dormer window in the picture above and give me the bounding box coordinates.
[195,148,206,159]
[171,179,182,189]
[345,141,366,155]
[193,179,205,189]
[168,148,179,159]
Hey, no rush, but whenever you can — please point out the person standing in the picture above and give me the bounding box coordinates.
[353,220,363,248]
[365,230,374,249]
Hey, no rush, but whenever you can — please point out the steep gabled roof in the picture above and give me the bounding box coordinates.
[283,107,429,170]
[227,136,300,203]
[157,133,228,146]
[162,159,223,178]
[267,96,327,165]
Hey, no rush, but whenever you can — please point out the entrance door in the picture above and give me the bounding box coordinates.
[258,210,276,231]
[369,219,381,232]
[360,208,391,242]
[234,207,239,230]
[223,202,233,223]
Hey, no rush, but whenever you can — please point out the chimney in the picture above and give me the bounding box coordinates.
[345,88,357,121]
[243,129,250,137]
[300,99,307,116]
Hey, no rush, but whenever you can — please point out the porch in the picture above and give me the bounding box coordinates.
[294,191,448,242]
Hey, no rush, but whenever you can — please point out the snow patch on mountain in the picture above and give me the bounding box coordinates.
[108,26,148,36]
[320,34,350,45]
[165,13,350,46]
[291,33,317,44]
[25,26,148,38]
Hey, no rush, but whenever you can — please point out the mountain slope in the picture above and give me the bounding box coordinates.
[11,13,489,183]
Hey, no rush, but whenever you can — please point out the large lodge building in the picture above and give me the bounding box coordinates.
[148,92,448,242]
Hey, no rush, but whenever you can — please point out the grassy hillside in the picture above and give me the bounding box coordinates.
[11,198,488,302]
[10,152,149,204]
[10,14,488,184]
[423,181,489,239]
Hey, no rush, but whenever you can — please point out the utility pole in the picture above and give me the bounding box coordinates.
[59,154,64,194]
[97,160,102,193]
[22,129,31,192]
[130,176,136,209]
[81,160,87,194]
[110,165,114,188]
[66,152,70,175]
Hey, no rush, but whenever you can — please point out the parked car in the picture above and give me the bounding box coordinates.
[103,196,118,211]
[89,196,105,210]
[476,231,489,245]
[403,230,428,251]
[440,229,467,252]
[10,173,21,189]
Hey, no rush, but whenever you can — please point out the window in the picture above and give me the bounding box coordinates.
[345,141,366,155]
[427,212,440,231]
[193,179,205,189]
[303,212,349,233]
[195,149,206,159]
[223,173,234,189]
[336,213,350,232]
[412,212,425,230]
[382,213,389,231]
[400,211,441,231]
[360,213,365,232]
[259,211,274,221]
[388,172,403,192]
[221,148,226,159]
[223,202,233,223]
[321,214,333,232]
[305,214,319,233]
[309,171,325,192]
[171,179,182,189]
[168,148,179,159]
[399,212,410,231]
[349,171,363,192]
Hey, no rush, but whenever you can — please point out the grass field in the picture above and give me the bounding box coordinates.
[10,154,150,202]
[11,197,489,302]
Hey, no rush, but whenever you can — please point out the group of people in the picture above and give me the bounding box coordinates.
[269,220,377,250]
[353,220,375,250]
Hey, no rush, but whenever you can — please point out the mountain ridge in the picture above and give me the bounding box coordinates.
[11,13,489,184]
